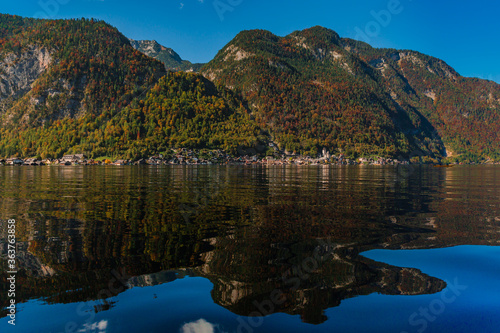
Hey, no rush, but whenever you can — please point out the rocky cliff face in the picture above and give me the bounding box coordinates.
[0,46,52,112]
[0,45,88,126]
[129,39,182,62]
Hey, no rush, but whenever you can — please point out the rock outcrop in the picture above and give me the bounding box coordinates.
[0,46,52,111]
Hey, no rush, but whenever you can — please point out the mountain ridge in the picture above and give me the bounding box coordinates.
[0,14,498,162]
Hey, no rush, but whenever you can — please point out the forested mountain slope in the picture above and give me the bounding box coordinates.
[0,14,259,159]
[202,26,500,162]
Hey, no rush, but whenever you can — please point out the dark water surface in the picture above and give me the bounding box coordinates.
[0,165,499,332]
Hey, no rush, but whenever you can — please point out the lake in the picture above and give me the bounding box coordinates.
[1,165,499,333]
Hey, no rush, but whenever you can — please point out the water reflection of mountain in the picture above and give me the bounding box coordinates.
[196,238,446,324]
[1,166,499,323]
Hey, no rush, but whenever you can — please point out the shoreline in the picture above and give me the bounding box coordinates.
[2,149,498,167]
[1,157,498,166]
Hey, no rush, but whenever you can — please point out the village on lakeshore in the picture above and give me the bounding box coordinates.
[0,147,498,166]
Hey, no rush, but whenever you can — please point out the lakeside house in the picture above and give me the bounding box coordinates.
[6,157,23,165]
[62,154,86,162]
[24,158,39,165]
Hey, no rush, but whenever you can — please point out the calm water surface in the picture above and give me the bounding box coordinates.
[0,165,499,333]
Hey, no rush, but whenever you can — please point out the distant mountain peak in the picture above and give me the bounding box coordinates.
[128,38,204,72]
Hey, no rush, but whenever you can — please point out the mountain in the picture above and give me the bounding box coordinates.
[0,14,169,158]
[0,14,260,159]
[129,39,204,72]
[0,14,499,162]
[202,26,500,162]
[0,15,166,122]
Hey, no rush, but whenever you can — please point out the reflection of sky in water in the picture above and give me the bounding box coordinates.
[2,246,499,333]
[181,319,216,333]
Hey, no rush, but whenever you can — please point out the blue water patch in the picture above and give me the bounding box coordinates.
[2,246,500,333]
[0,277,237,333]
[357,245,500,333]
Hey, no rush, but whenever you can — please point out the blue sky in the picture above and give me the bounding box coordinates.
[2,0,499,83]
